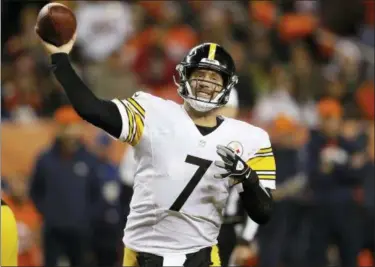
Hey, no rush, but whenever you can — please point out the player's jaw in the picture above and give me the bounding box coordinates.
[188,69,224,102]
[191,81,223,101]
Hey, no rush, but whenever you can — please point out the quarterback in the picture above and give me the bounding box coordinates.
[39,33,276,267]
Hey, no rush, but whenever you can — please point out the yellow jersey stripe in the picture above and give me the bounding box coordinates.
[128,97,145,118]
[119,100,145,146]
[258,175,276,180]
[119,100,133,143]
[130,112,145,146]
[128,107,137,143]
[208,43,217,60]
[247,156,276,171]
[210,245,221,266]
[258,147,272,153]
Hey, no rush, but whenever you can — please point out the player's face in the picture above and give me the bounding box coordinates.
[189,69,224,101]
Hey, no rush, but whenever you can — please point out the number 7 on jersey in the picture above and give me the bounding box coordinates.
[169,155,212,212]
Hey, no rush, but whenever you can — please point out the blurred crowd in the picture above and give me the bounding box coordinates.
[1,0,374,267]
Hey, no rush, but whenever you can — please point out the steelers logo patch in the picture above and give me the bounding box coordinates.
[227,141,244,157]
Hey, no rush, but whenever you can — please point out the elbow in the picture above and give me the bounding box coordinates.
[73,100,108,126]
[74,108,101,127]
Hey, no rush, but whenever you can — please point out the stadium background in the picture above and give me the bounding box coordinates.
[1,0,374,266]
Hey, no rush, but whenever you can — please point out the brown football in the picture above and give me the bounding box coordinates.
[35,3,77,47]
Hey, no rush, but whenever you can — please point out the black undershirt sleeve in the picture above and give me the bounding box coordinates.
[239,172,274,225]
[51,53,122,138]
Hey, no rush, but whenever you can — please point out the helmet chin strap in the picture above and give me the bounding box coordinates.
[185,98,217,112]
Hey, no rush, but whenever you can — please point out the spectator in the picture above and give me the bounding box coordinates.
[227,41,256,111]
[75,1,134,63]
[123,2,198,92]
[306,99,366,267]
[198,4,234,47]
[29,106,100,267]
[256,115,307,267]
[91,133,132,267]
[248,32,274,96]
[252,64,316,129]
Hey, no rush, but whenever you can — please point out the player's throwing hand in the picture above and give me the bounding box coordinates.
[214,145,253,185]
[35,30,77,56]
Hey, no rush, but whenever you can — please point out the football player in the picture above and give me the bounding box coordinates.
[38,34,276,267]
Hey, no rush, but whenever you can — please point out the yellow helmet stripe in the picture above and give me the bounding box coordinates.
[208,43,217,60]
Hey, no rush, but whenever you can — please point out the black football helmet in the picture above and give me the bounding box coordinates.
[174,43,238,112]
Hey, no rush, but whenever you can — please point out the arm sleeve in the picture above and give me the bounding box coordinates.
[239,178,274,224]
[51,53,122,138]
[236,131,276,224]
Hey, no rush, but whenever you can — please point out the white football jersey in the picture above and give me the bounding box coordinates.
[112,92,276,255]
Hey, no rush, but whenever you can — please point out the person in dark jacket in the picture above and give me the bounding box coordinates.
[29,106,100,267]
[90,133,132,267]
[307,99,367,267]
[256,115,308,267]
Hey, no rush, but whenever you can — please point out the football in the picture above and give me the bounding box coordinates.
[35,3,77,47]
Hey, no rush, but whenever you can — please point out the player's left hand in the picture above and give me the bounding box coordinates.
[214,145,252,184]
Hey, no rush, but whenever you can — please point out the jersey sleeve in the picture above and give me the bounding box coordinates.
[111,91,147,146]
[246,132,276,189]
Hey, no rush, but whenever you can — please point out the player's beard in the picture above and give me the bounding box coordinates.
[186,80,223,112]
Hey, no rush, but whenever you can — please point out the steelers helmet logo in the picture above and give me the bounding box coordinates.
[227,141,244,157]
